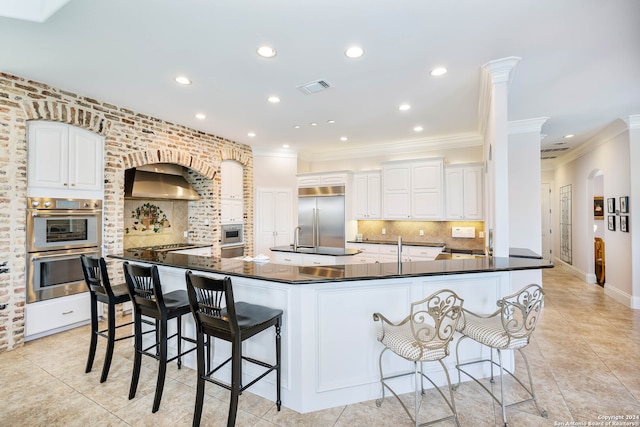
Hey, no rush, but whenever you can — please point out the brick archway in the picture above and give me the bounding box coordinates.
[123,149,216,179]
[21,99,112,135]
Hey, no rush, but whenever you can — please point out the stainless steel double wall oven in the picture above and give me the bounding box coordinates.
[26,197,102,303]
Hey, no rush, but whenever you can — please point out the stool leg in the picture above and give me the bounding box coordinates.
[129,310,143,400]
[193,332,206,427]
[276,321,282,411]
[497,349,507,426]
[85,294,98,374]
[414,362,419,427]
[227,338,241,427]
[100,300,116,383]
[177,316,182,369]
[153,316,168,413]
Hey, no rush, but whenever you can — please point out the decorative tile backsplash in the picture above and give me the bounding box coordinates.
[124,199,188,248]
[356,220,485,250]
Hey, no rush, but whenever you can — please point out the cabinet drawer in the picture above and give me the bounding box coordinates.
[274,252,303,265]
[346,243,379,255]
[406,246,443,258]
[25,292,91,338]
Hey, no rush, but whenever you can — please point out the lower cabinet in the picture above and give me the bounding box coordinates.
[346,243,443,263]
[25,292,91,340]
[272,252,353,266]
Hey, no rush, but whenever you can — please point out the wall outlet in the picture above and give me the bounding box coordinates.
[479,231,485,238]
[183,231,188,238]
[419,229,424,236]
[382,228,386,235]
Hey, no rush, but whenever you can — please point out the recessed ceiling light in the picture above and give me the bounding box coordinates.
[293,125,301,129]
[430,67,447,76]
[257,46,276,58]
[267,96,280,103]
[327,120,336,124]
[345,46,364,58]
[175,76,192,85]
[413,126,424,132]
[563,134,575,139]
[340,136,348,141]
[248,132,256,137]
[282,144,290,148]
[310,122,318,126]
[399,104,411,111]
[195,113,206,120]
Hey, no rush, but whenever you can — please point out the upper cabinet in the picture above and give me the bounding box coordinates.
[353,171,381,219]
[28,122,104,196]
[221,160,244,199]
[221,160,244,224]
[382,159,443,220]
[297,171,350,187]
[445,163,483,220]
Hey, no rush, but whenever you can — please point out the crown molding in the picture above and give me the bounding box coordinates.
[624,114,640,130]
[548,119,629,168]
[508,117,549,135]
[297,133,483,162]
[481,56,521,86]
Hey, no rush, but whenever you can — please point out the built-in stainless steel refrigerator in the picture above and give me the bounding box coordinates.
[298,186,345,248]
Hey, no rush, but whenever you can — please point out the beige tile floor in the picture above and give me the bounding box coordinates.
[2,265,640,426]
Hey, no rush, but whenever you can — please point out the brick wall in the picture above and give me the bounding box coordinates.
[0,72,254,352]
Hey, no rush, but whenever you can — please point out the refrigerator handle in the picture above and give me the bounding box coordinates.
[313,208,318,247]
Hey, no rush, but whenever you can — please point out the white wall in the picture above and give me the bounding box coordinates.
[552,120,632,301]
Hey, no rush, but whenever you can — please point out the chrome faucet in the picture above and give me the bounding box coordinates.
[293,226,301,252]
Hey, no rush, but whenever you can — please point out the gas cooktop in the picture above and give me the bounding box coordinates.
[125,243,201,253]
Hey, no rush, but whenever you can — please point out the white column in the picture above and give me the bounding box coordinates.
[482,57,520,257]
[624,115,640,308]
[508,118,549,254]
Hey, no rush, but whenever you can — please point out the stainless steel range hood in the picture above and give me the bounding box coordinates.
[124,163,200,200]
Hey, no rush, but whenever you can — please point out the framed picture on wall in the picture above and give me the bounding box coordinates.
[620,196,629,213]
[621,216,629,232]
[608,215,616,231]
[607,198,616,213]
[594,197,604,220]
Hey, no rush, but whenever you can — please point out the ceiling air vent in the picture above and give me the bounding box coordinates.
[297,79,333,95]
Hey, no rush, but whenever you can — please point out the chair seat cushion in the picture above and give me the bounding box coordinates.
[162,290,192,316]
[232,302,283,330]
[456,313,529,350]
[377,322,448,362]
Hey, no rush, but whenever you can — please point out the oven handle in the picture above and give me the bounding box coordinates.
[30,248,99,261]
[30,211,101,218]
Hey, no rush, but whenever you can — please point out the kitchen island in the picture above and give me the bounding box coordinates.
[110,251,552,413]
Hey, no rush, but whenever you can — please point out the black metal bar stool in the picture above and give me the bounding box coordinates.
[185,271,283,427]
[123,262,197,413]
[454,284,547,427]
[80,255,134,383]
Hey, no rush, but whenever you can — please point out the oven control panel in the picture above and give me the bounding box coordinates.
[28,197,102,210]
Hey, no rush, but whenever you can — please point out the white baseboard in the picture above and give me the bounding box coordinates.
[604,284,637,308]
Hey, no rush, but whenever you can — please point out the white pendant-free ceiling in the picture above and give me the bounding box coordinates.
[0,0,639,161]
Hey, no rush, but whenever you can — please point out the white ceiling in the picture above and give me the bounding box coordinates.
[1,0,639,162]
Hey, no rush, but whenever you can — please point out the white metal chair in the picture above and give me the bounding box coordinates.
[454,284,547,427]
[373,289,464,427]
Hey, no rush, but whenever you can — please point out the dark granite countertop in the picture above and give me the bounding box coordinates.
[109,252,553,285]
[347,240,446,247]
[270,245,361,256]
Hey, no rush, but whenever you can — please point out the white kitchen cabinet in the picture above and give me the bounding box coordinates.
[382,159,443,220]
[170,246,213,256]
[28,121,104,195]
[346,243,380,264]
[221,160,244,199]
[273,252,303,265]
[296,171,351,187]
[221,198,243,224]
[255,188,293,256]
[405,245,444,261]
[25,292,91,340]
[445,164,483,220]
[353,171,381,219]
